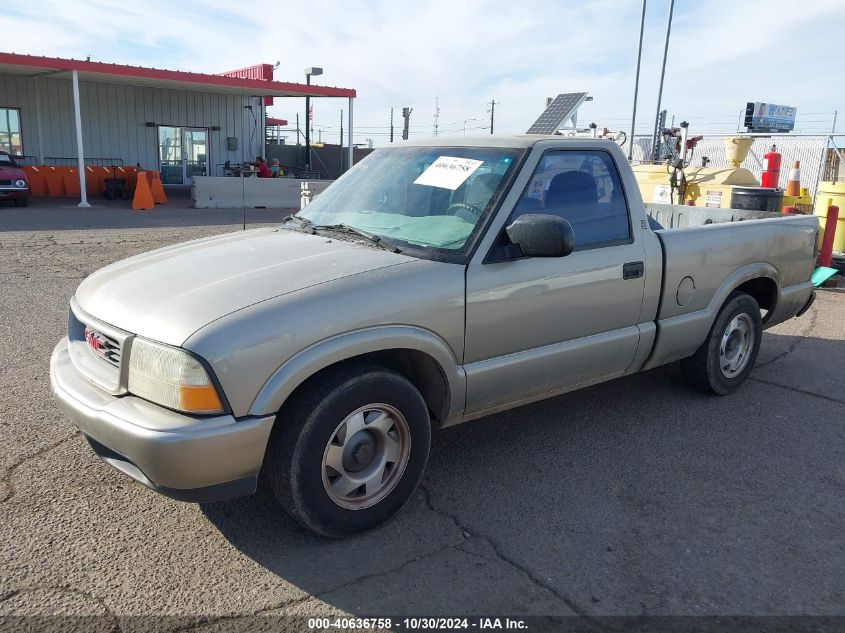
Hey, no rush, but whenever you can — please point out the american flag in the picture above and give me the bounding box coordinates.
[308,105,314,121]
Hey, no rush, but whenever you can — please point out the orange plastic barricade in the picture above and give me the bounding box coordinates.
[116,166,138,194]
[148,170,167,204]
[23,166,47,196]
[132,171,155,211]
[97,166,113,195]
[45,167,65,196]
[85,166,102,196]
[63,168,81,197]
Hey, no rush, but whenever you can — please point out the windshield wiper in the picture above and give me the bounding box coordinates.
[316,223,403,253]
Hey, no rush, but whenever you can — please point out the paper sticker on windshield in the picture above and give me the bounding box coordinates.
[413,156,484,190]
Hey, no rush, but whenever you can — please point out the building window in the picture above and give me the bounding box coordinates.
[0,108,23,156]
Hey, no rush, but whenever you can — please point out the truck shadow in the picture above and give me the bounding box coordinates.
[200,329,844,616]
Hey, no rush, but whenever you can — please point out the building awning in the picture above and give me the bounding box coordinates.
[0,52,356,98]
[266,116,289,126]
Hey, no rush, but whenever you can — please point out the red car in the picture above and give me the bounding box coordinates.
[0,151,29,207]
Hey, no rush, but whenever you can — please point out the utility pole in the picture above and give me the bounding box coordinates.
[402,107,413,140]
[651,0,675,163]
[296,113,301,146]
[628,0,646,160]
[390,107,394,143]
[433,97,440,137]
[339,109,344,175]
[488,99,496,134]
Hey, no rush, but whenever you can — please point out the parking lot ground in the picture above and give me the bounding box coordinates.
[0,205,843,629]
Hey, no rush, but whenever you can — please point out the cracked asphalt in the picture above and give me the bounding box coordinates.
[1,203,843,629]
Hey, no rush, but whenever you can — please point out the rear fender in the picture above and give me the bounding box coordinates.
[641,263,780,371]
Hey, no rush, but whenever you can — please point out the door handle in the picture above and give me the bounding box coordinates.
[623,261,644,280]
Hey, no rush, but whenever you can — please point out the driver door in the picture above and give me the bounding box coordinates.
[463,147,647,416]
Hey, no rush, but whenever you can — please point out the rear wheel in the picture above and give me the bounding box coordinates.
[680,291,762,395]
[264,364,431,537]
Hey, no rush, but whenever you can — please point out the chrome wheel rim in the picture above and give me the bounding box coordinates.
[720,313,755,378]
[321,403,411,510]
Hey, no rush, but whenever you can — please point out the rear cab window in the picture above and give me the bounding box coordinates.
[509,150,632,249]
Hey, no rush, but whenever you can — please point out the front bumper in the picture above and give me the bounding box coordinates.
[0,187,27,199]
[50,338,275,502]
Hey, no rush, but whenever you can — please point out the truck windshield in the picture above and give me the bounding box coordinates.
[296,146,523,260]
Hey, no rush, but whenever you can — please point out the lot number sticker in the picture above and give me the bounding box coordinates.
[414,156,484,190]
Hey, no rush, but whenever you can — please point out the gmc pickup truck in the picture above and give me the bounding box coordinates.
[51,136,818,537]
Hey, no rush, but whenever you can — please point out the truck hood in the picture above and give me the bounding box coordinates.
[75,227,414,345]
[0,165,25,179]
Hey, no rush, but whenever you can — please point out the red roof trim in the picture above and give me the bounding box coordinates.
[265,116,289,126]
[0,52,356,98]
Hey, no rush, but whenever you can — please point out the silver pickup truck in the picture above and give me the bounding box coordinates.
[50,136,818,537]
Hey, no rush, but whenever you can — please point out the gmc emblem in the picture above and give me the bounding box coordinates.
[84,326,109,360]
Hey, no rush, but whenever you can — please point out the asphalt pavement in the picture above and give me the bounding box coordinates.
[0,203,842,630]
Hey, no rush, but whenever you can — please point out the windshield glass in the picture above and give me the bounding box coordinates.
[297,146,523,259]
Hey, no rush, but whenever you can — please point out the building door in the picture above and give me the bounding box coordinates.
[158,126,208,185]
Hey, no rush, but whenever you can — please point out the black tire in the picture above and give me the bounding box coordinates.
[680,291,763,395]
[14,195,29,207]
[264,363,431,538]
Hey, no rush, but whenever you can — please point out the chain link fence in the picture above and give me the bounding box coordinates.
[621,134,845,199]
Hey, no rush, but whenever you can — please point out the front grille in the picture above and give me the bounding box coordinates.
[0,179,11,186]
[83,327,121,367]
[67,303,131,394]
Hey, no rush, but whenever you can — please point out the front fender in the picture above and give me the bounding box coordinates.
[248,325,466,425]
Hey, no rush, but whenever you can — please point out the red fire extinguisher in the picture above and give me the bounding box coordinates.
[761,145,781,189]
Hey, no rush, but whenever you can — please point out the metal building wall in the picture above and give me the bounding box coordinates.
[0,73,265,175]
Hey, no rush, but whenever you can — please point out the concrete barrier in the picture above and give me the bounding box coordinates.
[300,181,333,209]
[191,177,334,209]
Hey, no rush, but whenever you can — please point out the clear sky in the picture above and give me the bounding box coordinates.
[7,0,843,146]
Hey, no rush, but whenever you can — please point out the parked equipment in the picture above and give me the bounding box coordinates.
[730,186,784,213]
[814,182,845,253]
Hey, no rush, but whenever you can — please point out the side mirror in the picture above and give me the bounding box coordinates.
[505,213,575,258]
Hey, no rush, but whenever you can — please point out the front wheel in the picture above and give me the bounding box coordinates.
[14,194,29,207]
[680,291,763,395]
[264,364,431,537]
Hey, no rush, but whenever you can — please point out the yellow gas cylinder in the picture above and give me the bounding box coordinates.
[814,181,845,253]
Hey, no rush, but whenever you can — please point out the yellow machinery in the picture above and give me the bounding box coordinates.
[632,136,812,210]
[815,181,845,252]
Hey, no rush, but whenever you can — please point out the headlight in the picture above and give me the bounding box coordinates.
[15,179,26,188]
[128,337,225,414]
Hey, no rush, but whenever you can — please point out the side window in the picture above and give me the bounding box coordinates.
[510,150,631,248]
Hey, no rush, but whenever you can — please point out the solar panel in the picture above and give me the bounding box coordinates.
[526,92,589,134]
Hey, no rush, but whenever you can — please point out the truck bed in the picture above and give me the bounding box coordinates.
[641,209,818,370]
[645,202,782,229]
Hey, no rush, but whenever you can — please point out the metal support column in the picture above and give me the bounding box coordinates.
[347,97,354,173]
[71,70,90,207]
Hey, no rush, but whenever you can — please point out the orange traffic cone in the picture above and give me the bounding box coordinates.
[785,160,801,197]
[148,170,167,204]
[132,171,155,211]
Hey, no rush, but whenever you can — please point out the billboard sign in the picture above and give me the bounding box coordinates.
[744,102,797,132]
